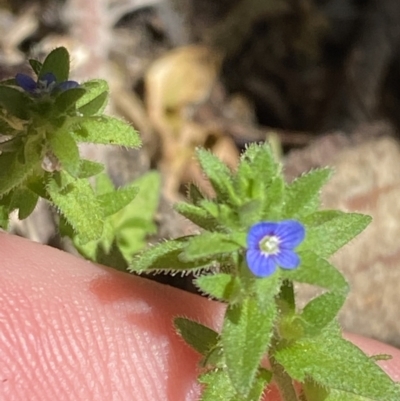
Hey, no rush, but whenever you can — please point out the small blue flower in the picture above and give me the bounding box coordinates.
[15,72,79,96]
[246,220,305,277]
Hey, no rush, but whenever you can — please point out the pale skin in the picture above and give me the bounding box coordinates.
[0,233,399,401]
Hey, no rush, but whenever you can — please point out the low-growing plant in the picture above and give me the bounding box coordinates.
[0,47,398,401]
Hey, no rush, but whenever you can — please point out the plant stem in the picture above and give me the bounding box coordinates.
[270,356,300,401]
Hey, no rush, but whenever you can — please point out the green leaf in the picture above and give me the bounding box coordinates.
[283,168,331,218]
[39,47,70,83]
[55,87,87,112]
[199,370,237,401]
[199,200,239,230]
[182,231,245,261]
[77,159,104,178]
[97,183,139,217]
[194,273,240,301]
[48,131,80,177]
[0,86,32,120]
[112,171,160,259]
[77,91,108,116]
[196,148,238,205]
[95,172,114,195]
[251,272,282,307]
[300,211,371,257]
[238,200,263,228]
[95,239,129,272]
[47,172,103,243]
[199,368,269,401]
[76,79,109,110]
[129,238,214,273]
[274,323,400,401]
[222,296,277,397]
[0,147,41,196]
[261,175,285,220]
[187,183,205,205]
[174,202,220,231]
[71,116,141,148]
[10,187,39,219]
[282,251,348,293]
[174,317,219,356]
[301,292,346,336]
[73,218,115,261]
[235,143,279,200]
[29,59,42,75]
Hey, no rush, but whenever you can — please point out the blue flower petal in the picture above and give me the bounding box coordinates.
[247,222,279,249]
[15,73,37,92]
[56,80,80,92]
[40,72,57,85]
[246,249,277,277]
[276,249,300,269]
[275,220,305,249]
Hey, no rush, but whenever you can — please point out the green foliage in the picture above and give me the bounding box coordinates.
[70,115,140,147]
[0,46,141,242]
[300,210,371,257]
[174,318,219,356]
[47,171,104,243]
[222,295,277,397]
[132,142,396,400]
[274,323,400,401]
[72,171,160,268]
[2,47,395,401]
[194,273,241,301]
[282,168,332,218]
[38,46,70,83]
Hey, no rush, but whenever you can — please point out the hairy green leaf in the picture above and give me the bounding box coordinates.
[78,91,108,116]
[187,183,205,205]
[199,200,239,230]
[77,159,104,178]
[10,187,39,220]
[235,143,279,200]
[195,273,240,301]
[55,87,87,112]
[48,130,80,177]
[76,80,109,110]
[47,172,103,243]
[71,116,141,148]
[282,251,348,293]
[0,86,33,120]
[300,211,371,257]
[261,175,285,220]
[196,148,238,205]
[112,171,160,258]
[182,231,245,261]
[199,370,237,401]
[174,202,221,231]
[130,238,213,273]
[274,323,400,401]
[174,317,219,356]
[0,147,41,196]
[283,168,331,218]
[222,296,277,397]
[39,47,70,83]
[97,184,139,217]
[300,292,346,336]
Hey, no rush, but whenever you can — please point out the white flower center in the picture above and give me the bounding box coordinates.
[36,78,56,94]
[259,235,280,255]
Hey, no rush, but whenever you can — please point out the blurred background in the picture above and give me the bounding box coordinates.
[2,0,400,347]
